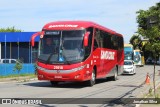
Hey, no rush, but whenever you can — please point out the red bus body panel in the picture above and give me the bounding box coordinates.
[34,21,124,82]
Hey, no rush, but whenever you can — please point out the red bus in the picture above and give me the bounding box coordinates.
[31,21,124,86]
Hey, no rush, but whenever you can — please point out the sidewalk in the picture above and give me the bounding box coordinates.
[0,76,37,83]
[0,68,160,107]
[138,85,160,107]
[136,71,160,107]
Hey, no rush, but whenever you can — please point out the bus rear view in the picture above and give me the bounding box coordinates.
[124,44,133,60]
[31,21,124,86]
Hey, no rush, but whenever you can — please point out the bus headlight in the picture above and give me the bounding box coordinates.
[70,65,86,72]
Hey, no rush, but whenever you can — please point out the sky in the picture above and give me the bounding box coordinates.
[0,0,159,43]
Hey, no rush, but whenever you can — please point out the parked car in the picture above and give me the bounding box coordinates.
[0,59,17,64]
[146,58,152,64]
[123,60,136,75]
[151,59,160,65]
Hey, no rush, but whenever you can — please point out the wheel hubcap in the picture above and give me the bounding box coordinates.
[92,72,95,82]
[115,72,117,78]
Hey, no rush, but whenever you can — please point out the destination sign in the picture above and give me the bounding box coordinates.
[45,31,60,35]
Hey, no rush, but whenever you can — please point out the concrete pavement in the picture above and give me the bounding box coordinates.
[0,66,160,107]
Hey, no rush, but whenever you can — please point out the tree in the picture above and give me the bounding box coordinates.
[136,3,160,30]
[136,2,160,98]
[129,34,141,49]
[0,26,22,32]
[13,59,23,81]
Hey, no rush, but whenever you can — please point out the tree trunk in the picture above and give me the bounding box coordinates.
[153,55,156,98]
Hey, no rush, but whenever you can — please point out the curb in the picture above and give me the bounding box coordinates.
[0,77,38,83]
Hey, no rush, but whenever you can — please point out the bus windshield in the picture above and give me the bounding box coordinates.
[38,30,85,64]
[124,51,133,60]
[124,47,132,52]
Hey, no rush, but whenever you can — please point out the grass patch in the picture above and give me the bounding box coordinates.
[0,74,36,79]
[145,86,160,98]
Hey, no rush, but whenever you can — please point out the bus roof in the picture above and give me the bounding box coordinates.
[42,21,122,36]
[134,49,140,51]
[124,44,133,47]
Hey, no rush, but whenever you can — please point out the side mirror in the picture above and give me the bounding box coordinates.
[31,31,45,47]
[83,32,90,47]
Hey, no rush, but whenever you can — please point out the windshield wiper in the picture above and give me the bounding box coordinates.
[46,53,54,64]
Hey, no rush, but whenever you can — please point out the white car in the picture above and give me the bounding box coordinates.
[0,59,17,64]
[123,60,136,75]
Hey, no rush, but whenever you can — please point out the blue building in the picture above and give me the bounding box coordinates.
[0,32,40,76]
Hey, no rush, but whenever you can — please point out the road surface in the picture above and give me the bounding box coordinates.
[0,65,160,107]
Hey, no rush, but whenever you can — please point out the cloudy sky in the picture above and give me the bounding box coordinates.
[0,0,159,43]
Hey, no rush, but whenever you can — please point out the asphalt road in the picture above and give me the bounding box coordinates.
[0,65,160,107]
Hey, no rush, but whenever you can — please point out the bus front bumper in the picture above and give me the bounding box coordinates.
[37,69,91,82]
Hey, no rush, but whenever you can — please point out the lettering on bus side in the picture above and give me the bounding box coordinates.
[48,24,78,28]
[101,51,115,60]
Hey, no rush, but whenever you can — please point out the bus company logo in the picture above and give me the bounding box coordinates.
[101,50,115,60]
[56,70,60,73]
[48,24,78,28]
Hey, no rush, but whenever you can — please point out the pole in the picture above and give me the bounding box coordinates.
[5,34,6,75]
[5,35,6,60]
[29,42,30,63]
[18,38,19,59]
[153,55,156,98]
[31,44,32,63]
[10,42,11,59]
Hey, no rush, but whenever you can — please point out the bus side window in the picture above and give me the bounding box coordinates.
[94,39,98,50]
[102,32,112,49]
[84,27,93,58]
[111,35,118,50]
[94,29,101,50]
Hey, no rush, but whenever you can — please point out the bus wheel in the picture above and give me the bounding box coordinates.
[50,81,59,86]
[112,71,118,81]
[88,69,96,86]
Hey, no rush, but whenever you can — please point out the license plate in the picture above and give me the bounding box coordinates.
[54,76,62,78]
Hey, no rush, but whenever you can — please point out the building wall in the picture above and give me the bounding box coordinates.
[0,32,39,76]
[1,42,38,63]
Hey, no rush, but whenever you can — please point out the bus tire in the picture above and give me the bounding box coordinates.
[50,81,59,86]
[87,69,96,86]
[112,70,118,81]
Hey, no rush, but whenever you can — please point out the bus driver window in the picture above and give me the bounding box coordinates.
[44,38,58,54]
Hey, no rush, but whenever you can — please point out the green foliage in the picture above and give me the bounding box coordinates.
[34,63,38,75]
[0,26,22,32]
[13,59,23,74]
[136,3,160,28]
[138,25,160,55]
[148,88,153,96]
[129,34,141,49]
[136,2,160,54]
[0,74,35,79]
[136,2,160,98]
[13,59,23,81]
[136,10,148,28]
